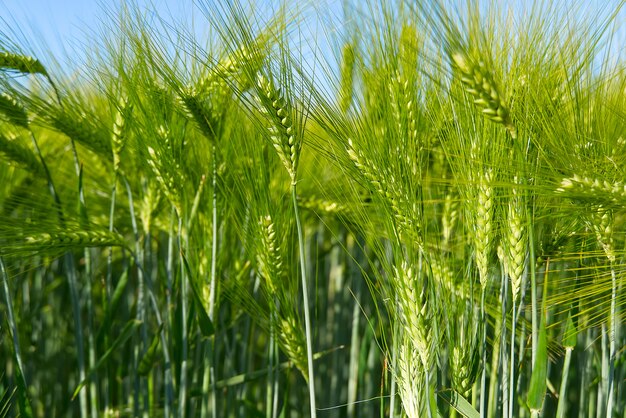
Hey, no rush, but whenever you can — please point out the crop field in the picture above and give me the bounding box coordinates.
[1,1,625,417]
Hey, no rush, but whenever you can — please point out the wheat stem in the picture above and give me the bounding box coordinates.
[292,184,317,417]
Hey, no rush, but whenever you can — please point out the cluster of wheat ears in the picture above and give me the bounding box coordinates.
[0,1,625,417]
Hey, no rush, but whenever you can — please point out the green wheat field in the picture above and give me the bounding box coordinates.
[1,1,625,417]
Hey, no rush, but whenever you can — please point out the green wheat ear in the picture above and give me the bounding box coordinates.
[451,51,517,139]
[0,51,48,76]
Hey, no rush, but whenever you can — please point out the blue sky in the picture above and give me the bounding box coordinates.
[0,0,623,80]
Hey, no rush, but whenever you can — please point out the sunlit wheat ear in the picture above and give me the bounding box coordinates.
[23,229,125,251]
[346,139,421,241]
[399,23,419,77]
[389,72,418,145]
[0,132,44,176]
[50,108,112,157]
[591,206,615,263]
[0,51,48,76]
[451,51,517,139]
[217,40,266,90]
[298,195,348,217]
[255,73,299,184]
[396,335,426,418]
[394,262,431,369]
[111,96,131,175]
[146,126,183,215]
[556,175,626,208]
[138,182,161,235]
[338,42,356,114]
[451,343,479,398]
[177,87,220,142]
[441,192,459,249]
[500,182,526,301]
[277,315,308,381]
[256,215,284,295]
[0,92,30,129]
[470,169,494,288]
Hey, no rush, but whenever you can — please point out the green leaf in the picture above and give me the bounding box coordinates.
[438,389,480,418]
[12,345,33,418]
[138,324,163,376]
[96,269,129,343]
[180,251,215,337]
[527,317,548,412]
[72,319,142,400]
[563,311,577,349]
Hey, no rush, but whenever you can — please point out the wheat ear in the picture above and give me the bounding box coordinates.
[451,51,517,139]
[256,73,299,184]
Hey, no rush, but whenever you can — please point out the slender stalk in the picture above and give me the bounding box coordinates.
[66,252,88,418]
[556,347,574,418]
[388,341,397,418]
[480,288,487,418]
[347,276,363,418]
[1,258,28,393]
[607,264,616,418]
[509,299,516,418]
[178,215,189,418]
[528,223,538,365]
[291,184,317,417]
[124,178,174,416]
[500,272,509,418]
[209,144,218,417]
